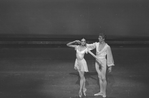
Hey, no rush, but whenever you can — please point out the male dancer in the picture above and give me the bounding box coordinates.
[87,33,114,98]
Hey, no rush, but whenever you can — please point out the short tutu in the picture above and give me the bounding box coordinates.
[74,59,88,72]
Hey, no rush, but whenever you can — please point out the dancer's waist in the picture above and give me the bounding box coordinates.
[76,57,84,60]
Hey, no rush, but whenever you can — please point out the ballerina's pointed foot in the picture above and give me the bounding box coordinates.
[79,91,82,98]
[102,95,106,98]
[83,88,87,96]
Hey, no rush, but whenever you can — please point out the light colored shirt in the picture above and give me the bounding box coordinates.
[87,42,114,67]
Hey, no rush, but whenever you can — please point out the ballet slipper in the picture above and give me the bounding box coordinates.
[94,92,103,96]
[83,88,87,96]
[79,91,82,98]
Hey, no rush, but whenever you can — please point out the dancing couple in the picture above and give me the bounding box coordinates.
[67,33,115,98]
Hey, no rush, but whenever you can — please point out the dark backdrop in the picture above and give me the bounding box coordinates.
[0,0,149,38]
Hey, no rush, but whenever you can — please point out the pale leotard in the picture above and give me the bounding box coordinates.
[74,46,88,72]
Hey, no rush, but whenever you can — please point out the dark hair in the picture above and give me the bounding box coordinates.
[99,33,106,39]
[80,38,86,46]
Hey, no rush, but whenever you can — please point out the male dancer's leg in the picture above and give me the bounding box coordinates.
[94,61,107,97]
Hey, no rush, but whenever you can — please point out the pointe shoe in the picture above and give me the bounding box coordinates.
[83,88,87,96]
[79,91,82,98]
[94,92,103,96]
[102,94,106,98]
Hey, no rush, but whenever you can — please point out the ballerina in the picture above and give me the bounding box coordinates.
[67,38,88,97]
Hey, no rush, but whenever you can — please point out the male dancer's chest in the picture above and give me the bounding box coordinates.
[97,43,106,52]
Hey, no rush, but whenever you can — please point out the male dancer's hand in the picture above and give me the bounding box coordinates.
[108,66,112,73]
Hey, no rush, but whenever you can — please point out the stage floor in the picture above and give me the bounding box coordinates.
[0,47,149,98]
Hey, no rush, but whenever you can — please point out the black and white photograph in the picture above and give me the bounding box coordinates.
[0,0,149,98]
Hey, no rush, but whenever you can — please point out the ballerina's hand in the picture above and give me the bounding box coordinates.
[95,60,102,69]
[75,40,80,43]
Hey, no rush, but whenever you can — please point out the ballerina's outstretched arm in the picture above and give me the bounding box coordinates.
[67,40,80,48]
[88,50,96,58]
[88,50,102,65]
